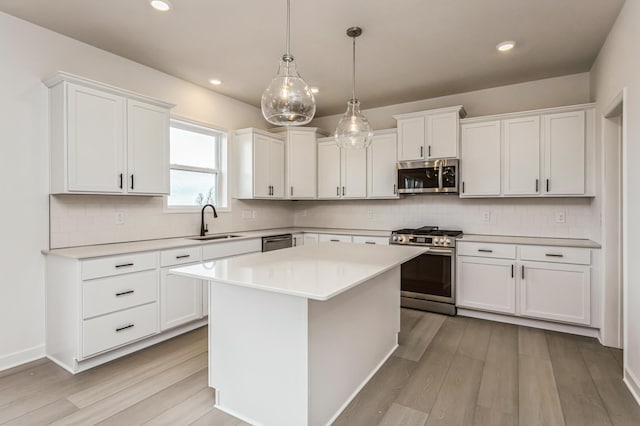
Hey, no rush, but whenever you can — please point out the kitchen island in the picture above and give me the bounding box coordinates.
[170,242,425,426]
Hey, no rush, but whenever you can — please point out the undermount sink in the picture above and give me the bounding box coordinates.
[188,234,242,241]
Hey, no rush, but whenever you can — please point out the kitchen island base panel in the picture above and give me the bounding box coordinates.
[208,267,401,426]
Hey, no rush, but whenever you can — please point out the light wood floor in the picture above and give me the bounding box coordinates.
[1,310,639,425]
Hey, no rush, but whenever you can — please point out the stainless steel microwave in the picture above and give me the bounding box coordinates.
[397,159,459,194]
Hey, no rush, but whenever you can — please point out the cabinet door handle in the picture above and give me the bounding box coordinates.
[428,145,431,157]
[462,181,465,194]
[330,239,340,242]
[130,174,134,190]
[115,263,134,268]
[176,254,191,259]
[521,265,525,280]
[511,264,514,278]
[116,324,134,332]
[420,146,424,157]
[337,186,340,196]
[290,186,293,196]
[342,186,345,196]
[365,241,376,245]
[535,179,539,192]
[393,184,397,195]
[545,253,564,258]
[115,290,134,297]
[478,249,493,253]
[119,173,123,189]
[546,179,550,192]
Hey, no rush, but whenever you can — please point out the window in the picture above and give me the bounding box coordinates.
[167,119,227,209]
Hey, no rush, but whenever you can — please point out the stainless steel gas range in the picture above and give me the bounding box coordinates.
[389,226,462,315]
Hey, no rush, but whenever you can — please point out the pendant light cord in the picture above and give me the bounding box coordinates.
[285,0,291,56]
[351,35,356,101]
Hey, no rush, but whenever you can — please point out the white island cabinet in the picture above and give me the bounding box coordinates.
[171,243,425,426]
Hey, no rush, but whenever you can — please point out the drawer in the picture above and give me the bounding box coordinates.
[83,269,158,319]
[457,242,516,259]
[160,246,202,267]
[82,302,158,358]
[202,238,261,260]
[352,235,390,245]
[318,234,353,243]
[519,245,591,265]
[82,252,157,280]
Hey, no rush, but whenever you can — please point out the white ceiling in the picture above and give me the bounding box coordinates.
[0,0,624,116]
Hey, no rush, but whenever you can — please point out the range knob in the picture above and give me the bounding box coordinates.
[391,235,398,242]
[433,237,441,245]
[444,238,451,246]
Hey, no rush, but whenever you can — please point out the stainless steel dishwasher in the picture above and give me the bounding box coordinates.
[262,234,293,252]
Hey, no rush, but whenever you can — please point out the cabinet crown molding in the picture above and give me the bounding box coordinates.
[270,127,330,137]
[43,71,175,110]
[233,127,285,140]
[393,105,466,120]
[460,103,596,124]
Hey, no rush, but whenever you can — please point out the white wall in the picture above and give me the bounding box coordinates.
[0,11,292,370]
[311,73,591,131]
[590,0,640,403]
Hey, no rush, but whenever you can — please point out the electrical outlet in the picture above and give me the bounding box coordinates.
[481,211,491,223]
[115,212,125,225]
[555,211,566,223]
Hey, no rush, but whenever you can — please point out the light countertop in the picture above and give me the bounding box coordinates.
[459,234,601,249]
[42,227,393,259]
[170,243,426,301]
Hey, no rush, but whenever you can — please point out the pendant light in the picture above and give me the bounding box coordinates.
[261,0,315,126]
[334,27,372,149]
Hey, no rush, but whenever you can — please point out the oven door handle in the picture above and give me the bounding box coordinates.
[425,248,453,256]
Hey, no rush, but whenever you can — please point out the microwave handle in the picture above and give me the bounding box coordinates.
[437,164,444,191]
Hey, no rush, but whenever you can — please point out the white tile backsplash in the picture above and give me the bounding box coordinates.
[49,195,295,249]
[293,196,599,240]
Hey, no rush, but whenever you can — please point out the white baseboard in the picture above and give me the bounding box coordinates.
[457,308,600,338]
[624,368,640,408]
[0,344,45,372]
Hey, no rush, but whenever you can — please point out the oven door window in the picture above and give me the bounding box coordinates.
[397,167,439,192]
[401,253,452,299]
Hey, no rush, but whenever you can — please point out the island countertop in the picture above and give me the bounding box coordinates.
[170,242,426,301]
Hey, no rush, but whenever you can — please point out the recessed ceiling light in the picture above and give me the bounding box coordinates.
[310,87,319,94]
[496,41,516,52]
[149,0,172,12]
[209,79,222,86]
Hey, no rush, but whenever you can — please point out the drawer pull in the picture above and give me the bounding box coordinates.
[115,263,134,268]
[116,324,134,332]
[115,290,134,297]
[478,249,493,253]
[175,254,191,259]
[365,241,376,245]
[545,253,564,258]
[330,239,340,242]
[511,264,514,278]
[521,265,525,280]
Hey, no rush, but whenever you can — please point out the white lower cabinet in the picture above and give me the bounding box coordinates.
[318,233,353,243]
[303,233,319,245]
[292,233,304,247]
[352,235,390,245]
[456,241,593,327]
[160,265,203,331]
[519,261,591,325]
[457,256,516,314]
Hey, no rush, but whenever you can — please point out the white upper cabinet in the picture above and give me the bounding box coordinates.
[367,130,398,198]
[394,106,465,161]
[542,111,586,195]
[126,100,170,194]
[45,72,174,195]
[235,129,285,199]
[502,116,540,195]
[317,137,366,199]
[460,104,595,198]
[460,121,502,196]
[317,139,342,199]
[272,127,327,199]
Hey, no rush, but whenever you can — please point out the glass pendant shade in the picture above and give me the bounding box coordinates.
[261,55,316,126]
[334,99,373,149]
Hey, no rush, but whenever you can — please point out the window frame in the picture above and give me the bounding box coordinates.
[165,117,229,213]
